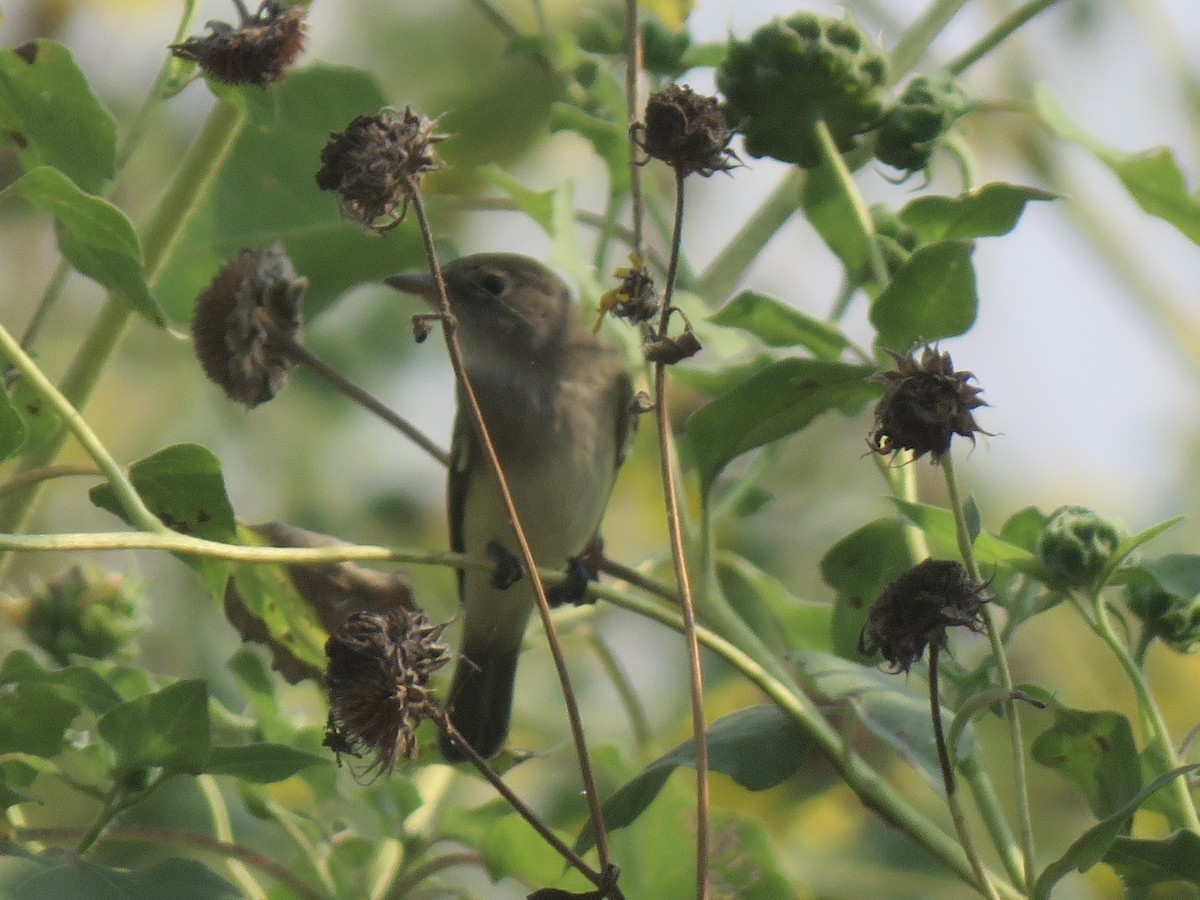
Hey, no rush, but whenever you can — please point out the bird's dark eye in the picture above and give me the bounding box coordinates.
[480,272,508,296]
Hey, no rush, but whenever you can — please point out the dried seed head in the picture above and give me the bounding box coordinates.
[870,346,987,463]
[169,0,307,87]
[191,244,306,408]
[634,84,739,177]
[323,608,449,780]
[594,253,660,332]
[859,559,986,673]
[315,107,447,234]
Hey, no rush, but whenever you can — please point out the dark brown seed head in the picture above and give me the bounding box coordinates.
[634,84,739,178]
[315,107,447,234]
[323,608,449,780]
[858,559,986,673]
[870,346,987,463]
[169,0,307,87]
[191,244,306,408]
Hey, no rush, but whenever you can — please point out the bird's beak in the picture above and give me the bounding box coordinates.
[384,271,438,302]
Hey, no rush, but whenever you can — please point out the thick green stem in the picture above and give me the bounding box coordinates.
[942,454,1037,894]
[1090,595,1200,831]
[890,0,972,80]
[0,99,248,558]
[812,118,889,289]
[961,756,1027,888]
[197,774,266,899]
[691,169,806,302]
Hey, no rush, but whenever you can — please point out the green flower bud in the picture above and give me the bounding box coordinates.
[716,12,888,168]
[1125,581,1200,654]
[875,74,970,174]
[1037,506,1123,587]
[22,566,141,665]
[871,204,921,277]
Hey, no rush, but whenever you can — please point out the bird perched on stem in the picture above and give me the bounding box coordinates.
[386,253,633,761]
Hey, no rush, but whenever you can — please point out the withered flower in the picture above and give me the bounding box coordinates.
[870,346,986,462]
[634,84,739,177]
[169,0,307,87]
[859,559,986,673]
[324,608,449,780]
[315,107,447,234]
[594,253,660,332]
[191,244,306,408]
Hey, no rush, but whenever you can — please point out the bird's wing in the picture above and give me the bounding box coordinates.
[446,396,473,599]
[613,368,637,470]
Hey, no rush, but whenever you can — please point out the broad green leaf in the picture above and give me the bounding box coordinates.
[718,552,832,653]
[98,679,211,776]
[802,158,870,278]
[2,167,161,324]
[870,241,977,352]
[485,815,593,892]
[0,650,123,714]
[1097,516,1184,588]
[964,495,982,544]
[671,353,775,396]
[477,164,555,232]
[709,290,849,359]
[578,706,809,853]
[156,65,423,324]
[899,183,1056,243]
[89,443,238,598]
[1031,702,1141,819]
[820,518,917,660]
[0,850,239,900]
[549,102,630,193]
[793,651,973,787]
[1033,765,1199,900]
[1140,553,1200,598]
[0,40,116,193]
[1105,830,1200,889]
[0,387,26,462]
[687,358,878,499]
[1037,85,1200,245]
[202,743,328,783]
[6,375,58,457]
[890,499,1047,578]
[0,682,79,756]
[1000,506,1048,552]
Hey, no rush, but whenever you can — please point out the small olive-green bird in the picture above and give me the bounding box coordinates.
[386,254,633,761]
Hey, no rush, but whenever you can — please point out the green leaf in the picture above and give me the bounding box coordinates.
[578,706,809,853]
[820,519,918,660]
[0,850,239,900]
[709,291,849,359]
[1000,506,1049,553]
[870,241,977,352]
[802,157,871,278]
[89,443,238,598]
[98,679,211,776]
[0,40,117,193]
[1140,553,1200,598]
[0,650,123,714]
[1097,516,1184,588]
[1031,701,1141,819]
[964,495,982,544]
[671,354,775,397]
[485,815,593,892]
[1105,830,1200,889]
[0,682,80,756]
[477,164,555,232]
[549,101,630,193]
[718,553,832,654]
[202,743,328,783]
[890,499,1047,578]
[156,65,423,324]
[2,167,161,324]
[6,375,59,457]
[1037,85,1200,245]
[0,387,26,462]
[1033,765,1199,900]
[687,358,878,499]
[898,183,1056,243]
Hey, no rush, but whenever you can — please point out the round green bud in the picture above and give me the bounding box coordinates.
[716,12,888,168]
[1037,505,1123,588]
[871,204,921,276]
[23,566,141,665]
[1125,582,1200,654]
[875,74,970,174]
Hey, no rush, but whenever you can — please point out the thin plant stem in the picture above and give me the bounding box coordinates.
[948,0,1064,76]
[0,322,165,535]
[597,555,680,605]
[197,774,266,900]
[406,183,615,878]
[0,464,102,500]
[465,0,520,40]
[436,716,617,894]
[654,168,709,900]
[255,313,449,466]
[16,825,324,900]
[929,644,1004,900]
[960,756,1027,888]
[624,0,645,262]
[585,628,654,758]
[0,98,248,564]
[812,118,889,288]
[942,453,1037,894]
[385,852,485,899]
[890,0,972,80]
[1089,593,1200,831]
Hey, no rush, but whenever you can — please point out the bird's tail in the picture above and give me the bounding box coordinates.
[438,632,521,761]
